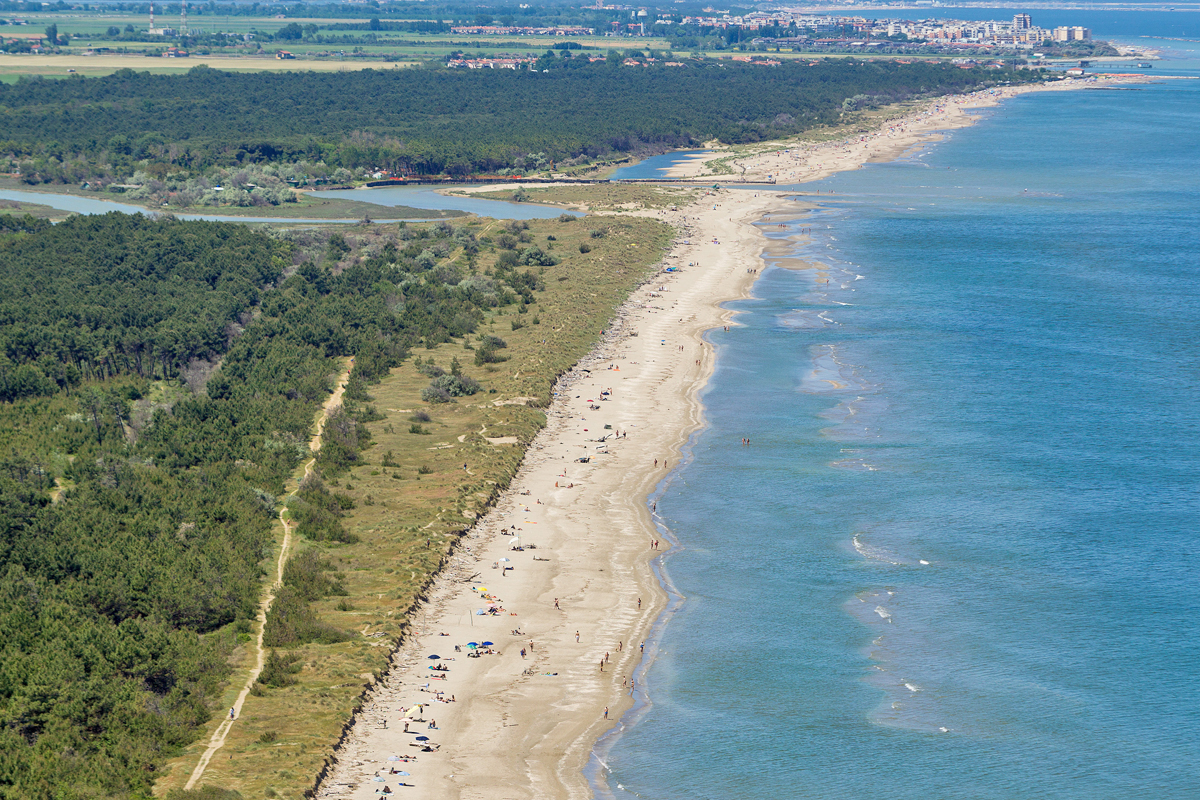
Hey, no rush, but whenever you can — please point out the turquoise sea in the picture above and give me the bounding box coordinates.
[596,45,1200,800]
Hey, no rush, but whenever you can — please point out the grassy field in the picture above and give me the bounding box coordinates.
[466,183,700,212]
[0,53,418,81]
[0,197,68,219]
[153,209,674,800]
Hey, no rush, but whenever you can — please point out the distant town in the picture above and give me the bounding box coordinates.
[1,3,1119,63]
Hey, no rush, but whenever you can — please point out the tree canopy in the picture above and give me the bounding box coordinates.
[0,213,545,798]
[0,59,1035,180]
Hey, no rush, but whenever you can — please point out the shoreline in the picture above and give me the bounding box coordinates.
[310,75,1135,800]
[657,76,1146,184]
[316,187,793,800]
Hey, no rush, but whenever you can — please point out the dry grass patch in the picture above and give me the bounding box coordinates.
[473,183,698,212]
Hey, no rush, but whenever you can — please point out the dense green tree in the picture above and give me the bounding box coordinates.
[0,214,552,797]
[0,60,1037,183]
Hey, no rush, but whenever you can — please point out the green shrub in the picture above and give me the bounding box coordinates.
[262,587,350,647]
[282,549,347,601]
[428,374,480,397]
[257,649,303,687]
[291,472,357,543]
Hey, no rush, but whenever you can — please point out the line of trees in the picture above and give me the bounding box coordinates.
[0,59,1039,185]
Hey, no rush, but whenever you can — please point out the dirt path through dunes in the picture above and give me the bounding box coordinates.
[184,359,352,791]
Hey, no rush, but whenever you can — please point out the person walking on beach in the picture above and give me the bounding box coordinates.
[576,631,580,642]
[604,707,609,719]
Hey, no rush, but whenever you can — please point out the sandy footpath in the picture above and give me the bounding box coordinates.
[313,76,1132,800]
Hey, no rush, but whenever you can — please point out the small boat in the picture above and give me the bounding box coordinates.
[1135,62,1153,68]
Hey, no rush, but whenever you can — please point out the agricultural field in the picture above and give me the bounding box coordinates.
[0,53,417,81]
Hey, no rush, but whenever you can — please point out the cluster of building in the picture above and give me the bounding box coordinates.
[449,25,594,36]
[446,55,539,68]
[881,15,1090,45]
[672,12,1089,48]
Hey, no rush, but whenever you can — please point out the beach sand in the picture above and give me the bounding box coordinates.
[316,189,789,799]
[660,79,1132,184]
[312,77,1128,800]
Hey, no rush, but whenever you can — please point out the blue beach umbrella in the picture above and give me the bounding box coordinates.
[467,642,478,648]
[427,655,440,659]
[481,641,494,646]
[397,771,410,776]
[415,735,430,741]
[373,776,386,782]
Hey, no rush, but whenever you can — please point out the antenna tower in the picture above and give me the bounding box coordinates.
[181,1,188,36]
[149,2,156,34]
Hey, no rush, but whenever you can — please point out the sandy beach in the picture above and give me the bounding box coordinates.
[312,76,1130,800]
[660,78,1136,184]
[316,186,788,800]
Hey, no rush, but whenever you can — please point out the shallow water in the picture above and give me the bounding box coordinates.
[312,184,581,219]
[609,151,714,181]
[599,61,1200,800]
